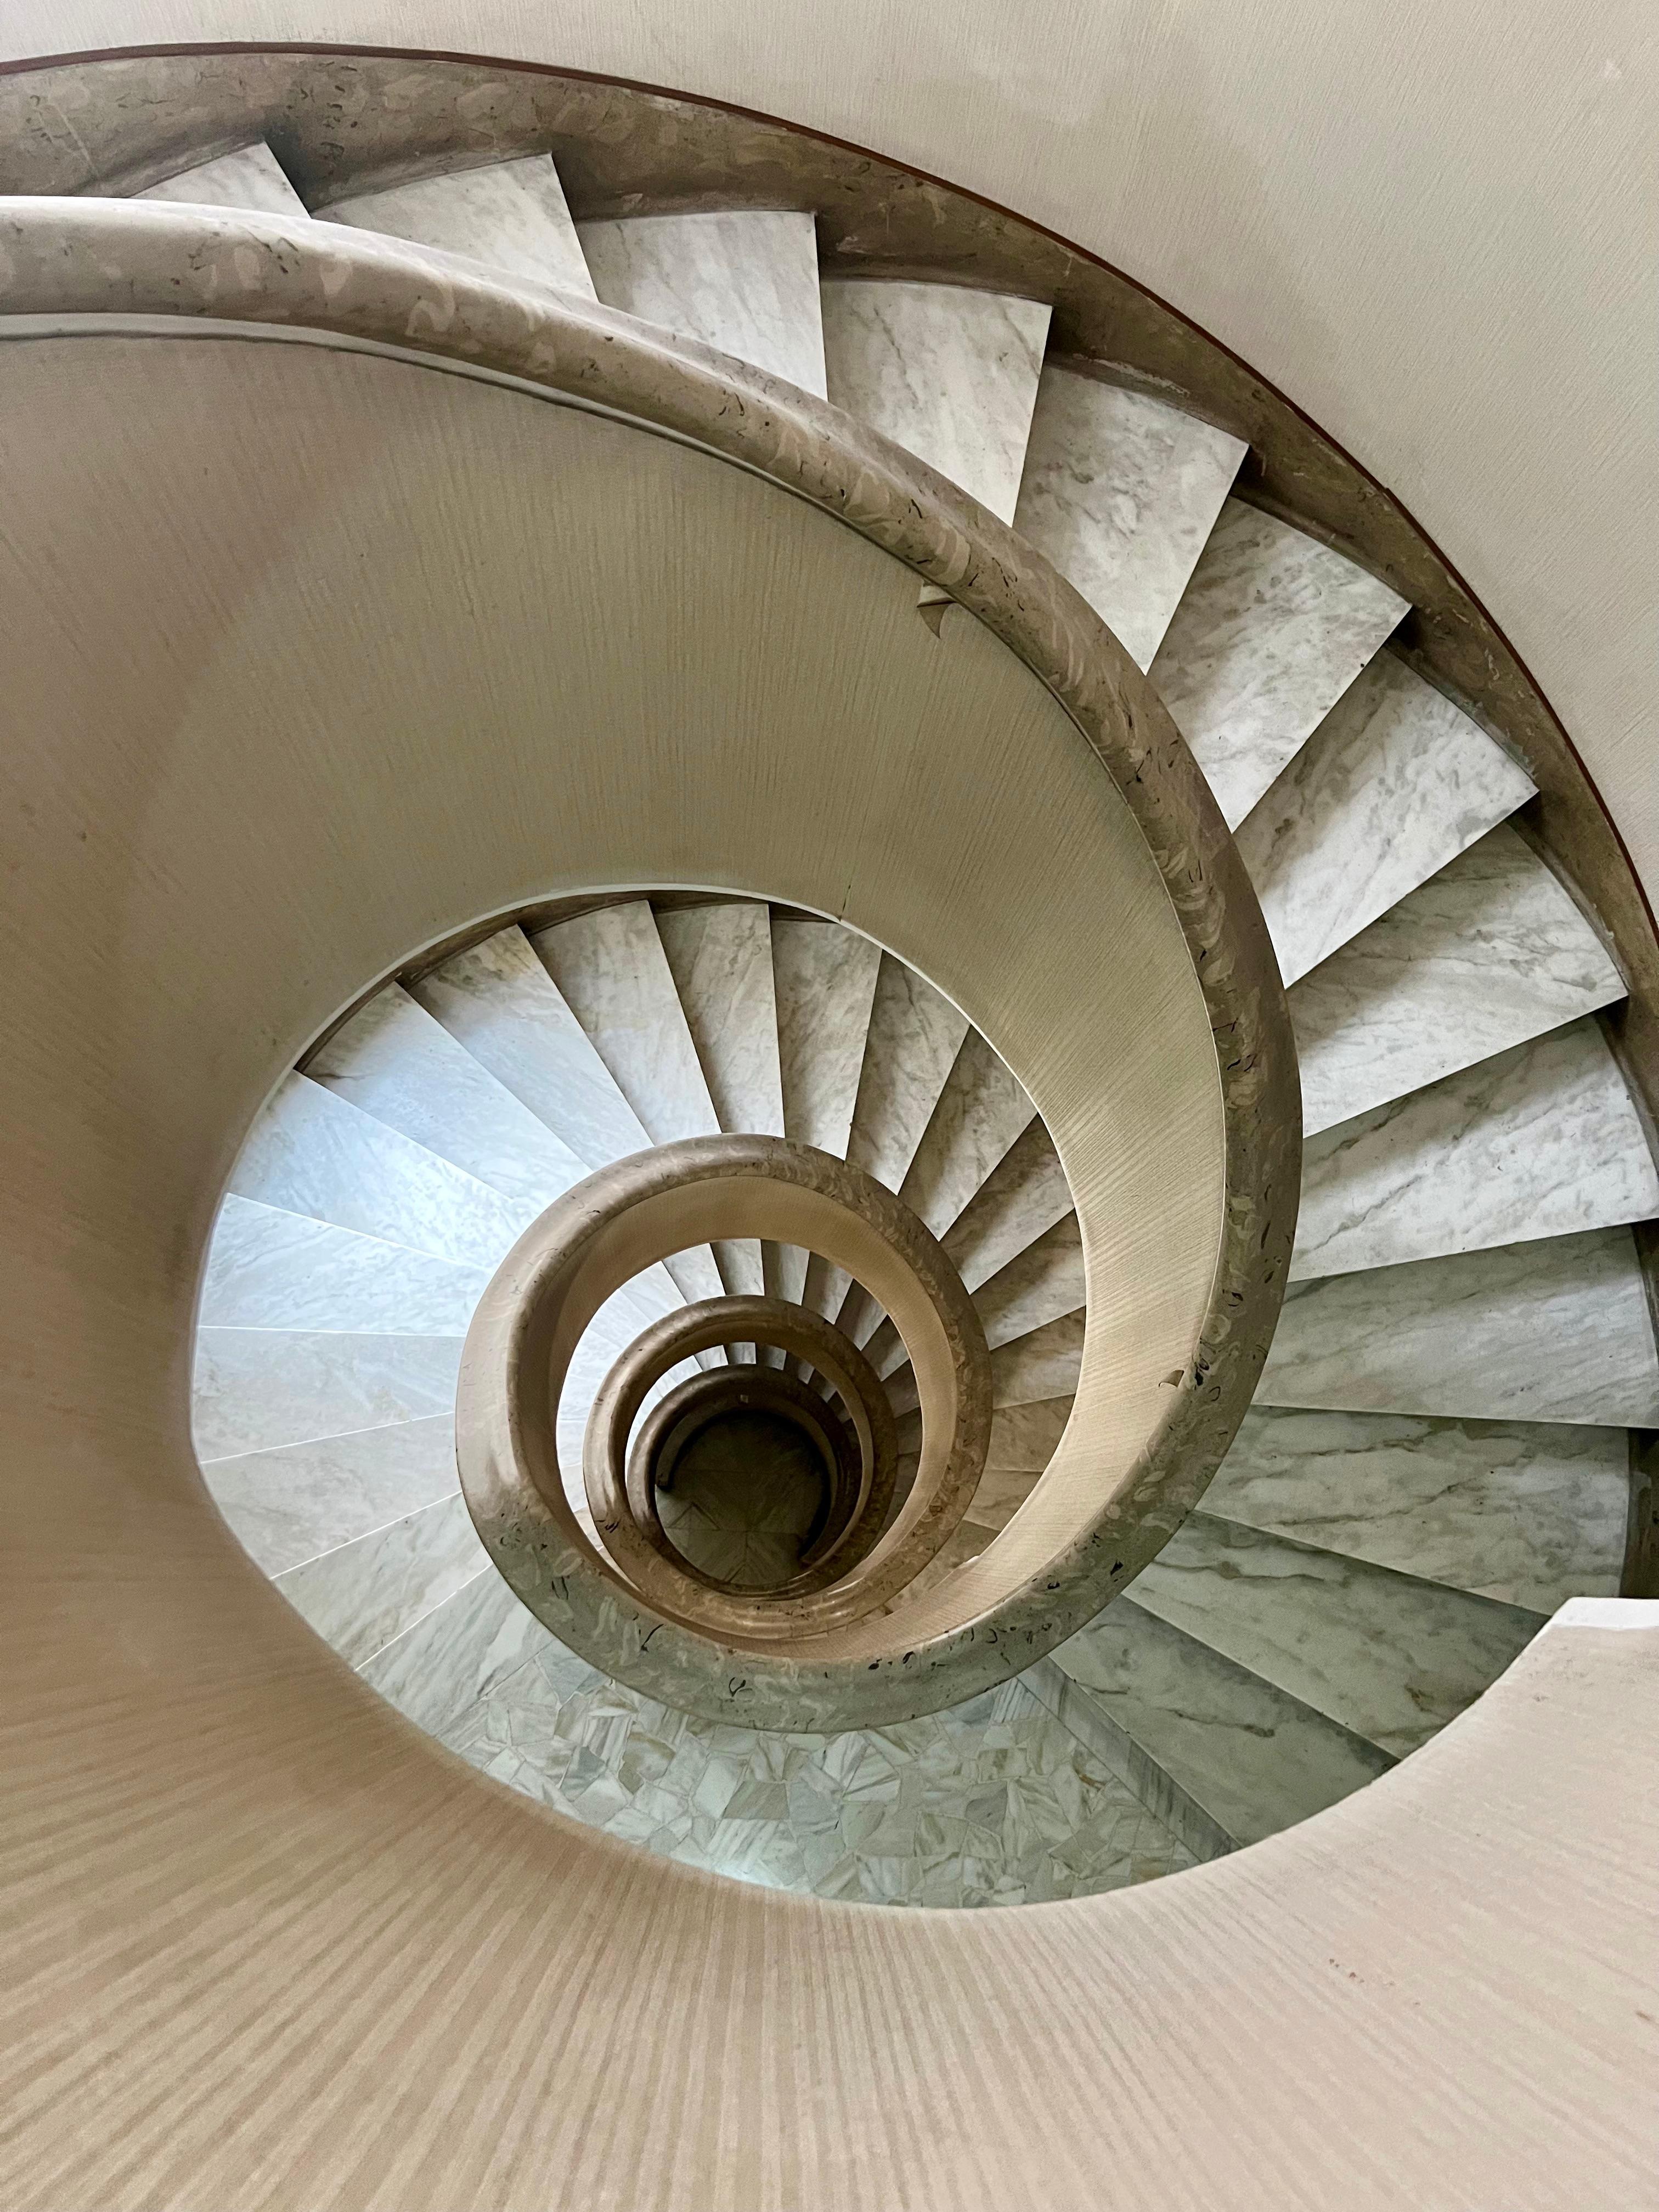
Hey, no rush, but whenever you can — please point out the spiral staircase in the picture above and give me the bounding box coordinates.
[3,34,1657,2212]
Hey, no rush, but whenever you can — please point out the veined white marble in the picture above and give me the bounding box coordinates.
[139,142,307,217]
[655,902,785,1137]
[1256,1226,1659,1427]
[1210,1406,1628,1613]
[192,1328,462,1462]
[989,1310,1086,1410]
[898,1026,1036,1243]
[229,1072,530,1275]
[1148,500,1408,829]
[276,1492,487,1667]
[199,1195,489,1336]
[966,1465,1047,1534]
[987,1395,1075,1472]
[1053,1598,1392,1848]
[358,1569,550,1736]
[819,279,1051,522]
[1290,824,1627,1133]
[1013,368,1244,670]
[1235,651,1537,985]
[317,154,595,297]
[1132,1511,1543,1757]
[1292,1017,1659,1280]
[577,210,827,397]
[770,916,882,1317]
[973,1211,1084,1348]
[202,1413,459,1578]
[309,983,591,1215]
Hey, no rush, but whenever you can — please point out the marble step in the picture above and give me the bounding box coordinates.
[314,153,595,296]
[192,1326,463,1464]
[972,1210,1084,1348]
[138,141,307,217]
[1256,1225,1659,1427]
[1291,1016,1659,1280]
[1013,367,1244,671]
[1130,1510,1544,1758]
[1234,650,1537,986]
[200,1196,490,1337]
[578,210,827,396]
[358,1567,551,1739]
[892,1306,1085,1423]
[1289,823,1626,1135]
[819,279,1051,522]
[1207,1404,1629,1613]
[1148,500,1408,830]
[274,1491,487,1668]
[1051,1598,1393,1850]
[228,1073,532,1275]
[201,1412,459,1579]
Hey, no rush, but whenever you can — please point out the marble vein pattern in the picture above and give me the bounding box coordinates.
[1291,1018,1659,1280]
[577,210,827,397]
[986,1395,1075,1474]
[973,1210,1085,1348]
[192,1328,463,1463]
[819,278,1051,523]
[1208,1405,1629,1612]
[229,1072,530,1274]
[1013,368,1244,671]
[316,153,596,297]
[898,1026,1036,1245]
[1289,824,1627,1134]
[988,1310,1086,1410]
[770,916,884,1159]
[201,1413,460,1578]
[138,141,308,216]
[308,983,592,1217]
[1131,1511,1544,1757]
[1256,1226,1659,1427]
[358,1569,550,1737]
[1234,651,1537,985]
[1148,499,1408,829]
[275,1492,487,1667]
[654,902,785,1138]
[199,1196,489,1336]
[437,1642,1195,1906]
[1052,1598,1392,1847]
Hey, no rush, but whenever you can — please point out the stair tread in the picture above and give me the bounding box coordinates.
[898,1025,1036,1245]
[359,1567,550,1739]
[655,902,786,1139]
[138,140,307,217]
[193,1326,463,1464]
[1014,366,1244,671]
[275,1492,486,1670]
[202,1412,460,1579]
[316,153,595,297]
[201,1194,489,1337]
[1290,822,1626,1134]
[973,1210,1084,1349]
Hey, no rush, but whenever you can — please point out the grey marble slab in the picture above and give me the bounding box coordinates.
[229,1072,529,1274]
[199,1195,489,1336]
[964,1465,1046,1534]
[1234,651,1537,985]
[1256,1226,1659,1427]
[317,153,595,297]
[973,1210,1084,1348]
[192,1328,462,1462]
[1013,367,1244,670]
[577,209,826,396]
[358,1569,551,1737]
[940,1113,1077,1294]
[309,982,591,1216]
[654,902,785,1137]
[820,278,1051,522]
[276,1491,487,1666]
[138,141,307,217]
[1290,825,1627,1135]
[1052,1597,1393,1847]
[1021,1656,1237,1865]
[1209,1404,1628,1612]
[1131,1511,1544,1757]
[1148,499,1408,829]
[201,1413,459,1578]
[989,1310,1086,1409]
[1292,1017,1659,1280]
[898,1026,1036,1244]
[986,1395,1075,1473]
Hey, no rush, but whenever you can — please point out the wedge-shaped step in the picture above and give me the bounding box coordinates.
[193,1328,463,1463]
[1289,823,1626,1133]
[275,1492,486,1667]
[1148,500,1408,829]
[819,279,1051,521]
[1235,651,1536,985]
[896,1026,1036,1246]
[987,1395,1074,1476]
[201,1197,489,1336]
[1291,1017,1659,1280]
[578,211,826,394]
[972,1211,1084,1347]
[358,1568,549,1737]
[1256,1226,1659,1427]
[203,1413,459,1577]
[1052,1598,1392,1848]
[315,154,595,296]
[1130,1512,1542,1757]
[1209,1405,1629,1612]
[138,141,307,216]
[229,1073,532,1274]
[656,902,785,1137]
[1013,368,1244,670]
[991,1310,1085,1408]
